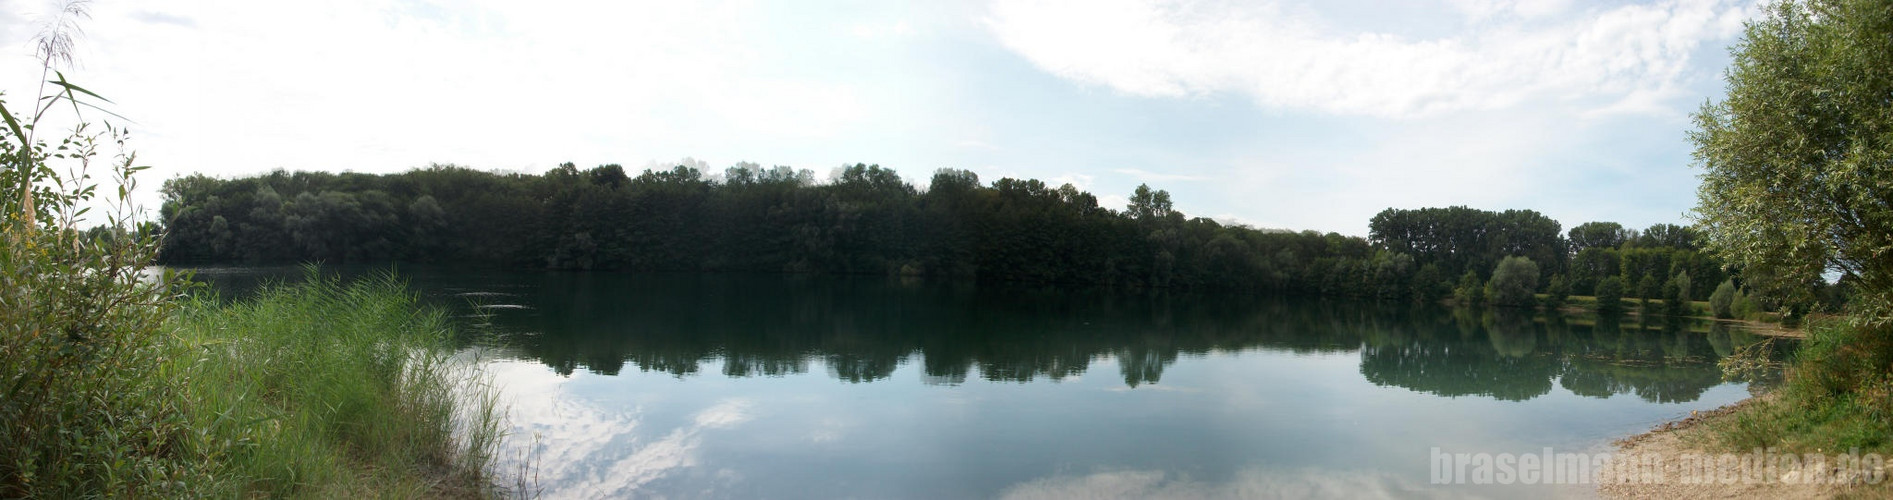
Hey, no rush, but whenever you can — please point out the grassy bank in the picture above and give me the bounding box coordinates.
[1697,319,1893,456]
[1602,318,1893,498]
[170,272,504,497]
[1,268,503,497]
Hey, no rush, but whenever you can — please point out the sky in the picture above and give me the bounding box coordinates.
[0,0,1760,236]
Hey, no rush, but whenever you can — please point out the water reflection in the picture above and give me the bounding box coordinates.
[460,274,1779,403]
[998,467,1450,500]
[489,360,755,500]
[1358,308,1775,403]
[194,268,1788,403]
[191,268,1794,498]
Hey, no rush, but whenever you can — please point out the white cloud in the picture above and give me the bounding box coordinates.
[0,0,880,217]
[0,0,1748,235]
[1114,167,1207,183]
[851,19,918,39]
[1443,0,1574,23]
[1046,172,1094,189]
[956,138,1000,150]
[985,0,1752,117]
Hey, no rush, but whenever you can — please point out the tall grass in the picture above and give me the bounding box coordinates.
[2,5,503,494]
[167,268,504,498]
[0,261,506,497]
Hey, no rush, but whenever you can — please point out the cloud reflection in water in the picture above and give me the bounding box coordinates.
[999,467,1450,500]
[489,360,754,499]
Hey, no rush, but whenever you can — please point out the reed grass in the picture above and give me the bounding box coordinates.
[165,268,504,498]
[0,263,505,498]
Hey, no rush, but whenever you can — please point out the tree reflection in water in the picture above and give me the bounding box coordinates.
[449,273,1789,403]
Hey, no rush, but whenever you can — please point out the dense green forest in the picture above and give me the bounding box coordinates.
[160,163,1790,307]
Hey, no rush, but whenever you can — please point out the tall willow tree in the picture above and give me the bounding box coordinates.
[1691,0,1893,323]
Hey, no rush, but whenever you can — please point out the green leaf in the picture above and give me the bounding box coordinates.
[0,101,27,150]
[50,71,114,103]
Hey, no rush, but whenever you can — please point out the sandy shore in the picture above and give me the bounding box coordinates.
[1596,395,1889,499]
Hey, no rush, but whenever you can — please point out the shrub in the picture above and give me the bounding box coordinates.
[1595,276,1626,313]
[1,206,195,497]
[1636,275,1661,303]
[1664,271,1691,316]
[1732,289,1762,319]
[1,35,196,493]
[1710,280,1737,319]
[1454,270,1485,306]
[1545,274,1570,309]
[1486,256,1539,307]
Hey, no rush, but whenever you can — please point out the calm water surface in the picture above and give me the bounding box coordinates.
[190,266,1787,499]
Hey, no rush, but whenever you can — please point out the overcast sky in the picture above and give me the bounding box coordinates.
[0,0,1758,235]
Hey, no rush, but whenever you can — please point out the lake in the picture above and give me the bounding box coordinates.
[187,266,1787,499]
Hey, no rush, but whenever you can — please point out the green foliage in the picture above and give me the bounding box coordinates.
[1410,263,1449,304]
[1691,0,1893,323]
[1568,246,1619,296]
[1126,183,1176,222]
[1786,321,1893,403]
[1634,223,1701,250]
[166,271,501,497]
[158,165,1419,296]
[2,184,192,496]
[1707,320,1893,454]
[1663,271,1692,317]
[1683,0,1893,461]
[1485,256,1539,307]
[1635,275,1661,303]
[0,34,198,494]
[1369,206,1565,282]
[1710,279,1737,319]
[1,23,500,495]
[1454,270,1486,306]
[1567,221,1629,254]
[1731,288,1763,320]
[1594,276,1626,313]
[1545,274,1570,309]
[159,165,1727,306]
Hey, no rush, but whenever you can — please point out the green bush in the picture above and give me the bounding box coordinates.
[1709,280,1736,319]
[1595,276,1626,313]
[1663,272,1691,317]
[1454,270,1485,306]
[1710,320,1893,454]
[1485,256,1539,307]
[1636,275,1661,302]
[1545,274,1570,309]
[1,57,197,494]
[1,211,195,497]
[1732,289,1762,320]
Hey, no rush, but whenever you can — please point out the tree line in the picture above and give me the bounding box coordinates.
[157,162,1829,310]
